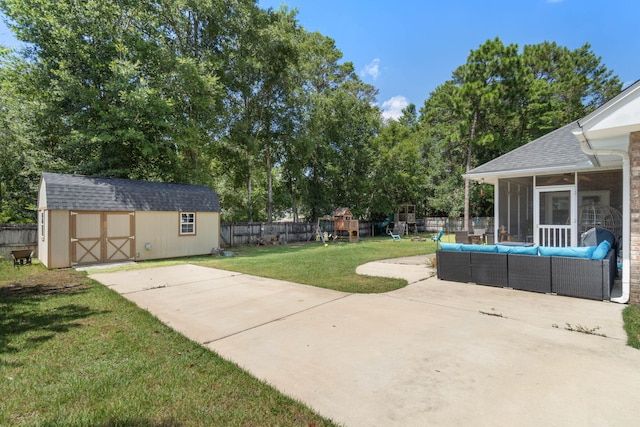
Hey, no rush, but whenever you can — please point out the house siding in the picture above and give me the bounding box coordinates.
[630,131,640,304]
[49,210,70,268]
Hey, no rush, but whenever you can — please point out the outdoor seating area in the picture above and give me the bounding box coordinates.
[454,229,493,245]
[436,229,617,301]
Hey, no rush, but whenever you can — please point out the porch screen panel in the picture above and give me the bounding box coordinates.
[577,170,623,239]
[497,177,533,243]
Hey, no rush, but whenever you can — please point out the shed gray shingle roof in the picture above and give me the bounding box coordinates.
[466,121,595,177]
[41,173,221,212]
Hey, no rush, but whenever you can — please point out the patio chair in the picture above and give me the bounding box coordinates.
[454,230,469,244]
[431,230,444,248]
[581,227,616,248]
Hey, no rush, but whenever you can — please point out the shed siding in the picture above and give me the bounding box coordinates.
[76,212,101,238]
[38,181,47,209]
[134,211,219,260]
[49,210,70,268]
[108,213,131,237]
[104,212,135,263]
[38,210,49,268]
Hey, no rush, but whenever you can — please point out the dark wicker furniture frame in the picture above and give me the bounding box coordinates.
[436,249,616,301]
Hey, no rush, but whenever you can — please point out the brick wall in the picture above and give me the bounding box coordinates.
[630,132,640,304]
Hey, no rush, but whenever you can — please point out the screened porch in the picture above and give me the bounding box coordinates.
[496,170,622,247]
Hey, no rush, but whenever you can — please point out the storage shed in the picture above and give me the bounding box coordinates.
[38,172,221,268]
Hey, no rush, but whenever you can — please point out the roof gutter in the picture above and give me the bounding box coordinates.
[463,163,605,183]
[573,125,630,304]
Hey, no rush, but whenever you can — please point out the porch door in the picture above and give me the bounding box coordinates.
[534,185,577,247]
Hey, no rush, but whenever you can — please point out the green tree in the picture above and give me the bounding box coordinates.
[0,0,235,183]
[517,41,622,143]
[369,104,427,220]
[419,81,467,217]
[2,0,168,178]
[218,5,303,223]
[419,37,622,223]
[0,51,41,222]
[276,28,381,222]
[451,37,521,229]
[299,64,380,221]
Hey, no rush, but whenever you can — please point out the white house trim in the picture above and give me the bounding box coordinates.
[573,127,630,303]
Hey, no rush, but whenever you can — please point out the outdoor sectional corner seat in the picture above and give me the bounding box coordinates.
[436,240,617,301]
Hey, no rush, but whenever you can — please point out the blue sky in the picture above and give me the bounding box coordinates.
[259,0,640,119]
[1,1,638,120]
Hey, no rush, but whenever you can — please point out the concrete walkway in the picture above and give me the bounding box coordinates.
[90,258,640,427]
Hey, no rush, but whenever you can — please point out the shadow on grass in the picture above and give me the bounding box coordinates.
[42,418,183,427]
[0,274,106,365]
[211,242,318,259]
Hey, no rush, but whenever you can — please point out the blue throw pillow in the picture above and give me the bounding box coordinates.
[497,245,539,255]
[460,244,498,253]
[591,240,611,260]
[539,246,596,258]
[439,243,462,251]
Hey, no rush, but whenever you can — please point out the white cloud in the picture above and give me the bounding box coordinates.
[360,58,381,80]
[381,95,409,121]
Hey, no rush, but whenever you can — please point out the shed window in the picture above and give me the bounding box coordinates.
[40,211,45,241]
[180,212,195,235]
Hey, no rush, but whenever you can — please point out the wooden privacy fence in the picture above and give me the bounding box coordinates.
[220,222,375,247]
[1,218,495,258]
[0,224,38,259]
[219,218,494,247]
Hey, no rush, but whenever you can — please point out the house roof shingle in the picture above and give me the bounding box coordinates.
[466,121,595,178]
[41,173,221,212]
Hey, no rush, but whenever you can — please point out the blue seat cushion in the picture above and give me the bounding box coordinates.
[460,244,498,253]
[497,245,539,255]
[591,240,611,260]
[439,243,462,251]
[539,246,596,259]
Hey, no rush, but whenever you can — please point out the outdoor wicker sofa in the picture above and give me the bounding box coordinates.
[436,241,617,301]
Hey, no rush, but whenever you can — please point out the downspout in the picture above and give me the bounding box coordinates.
[573,126,630,304]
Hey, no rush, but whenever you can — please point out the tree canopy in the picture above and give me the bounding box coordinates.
[0,0,623,224]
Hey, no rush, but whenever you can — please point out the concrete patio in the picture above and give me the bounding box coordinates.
[89,258,640,427]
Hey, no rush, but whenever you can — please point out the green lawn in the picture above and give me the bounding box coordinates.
[3,234,638,425]
[623,304,640,349]
[105,235,439,293]
[0,261,340,426]
[193,235,437,293]
[0,235,436,426]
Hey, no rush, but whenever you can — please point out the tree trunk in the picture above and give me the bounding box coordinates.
[289,176,299,222]
[464,110,478,231]
[247,152,253,223]
[266,143,273,224]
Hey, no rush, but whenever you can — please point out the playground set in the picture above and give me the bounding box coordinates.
[374,202,418,237]
[314,203,420,243]
[314,207,360,243]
